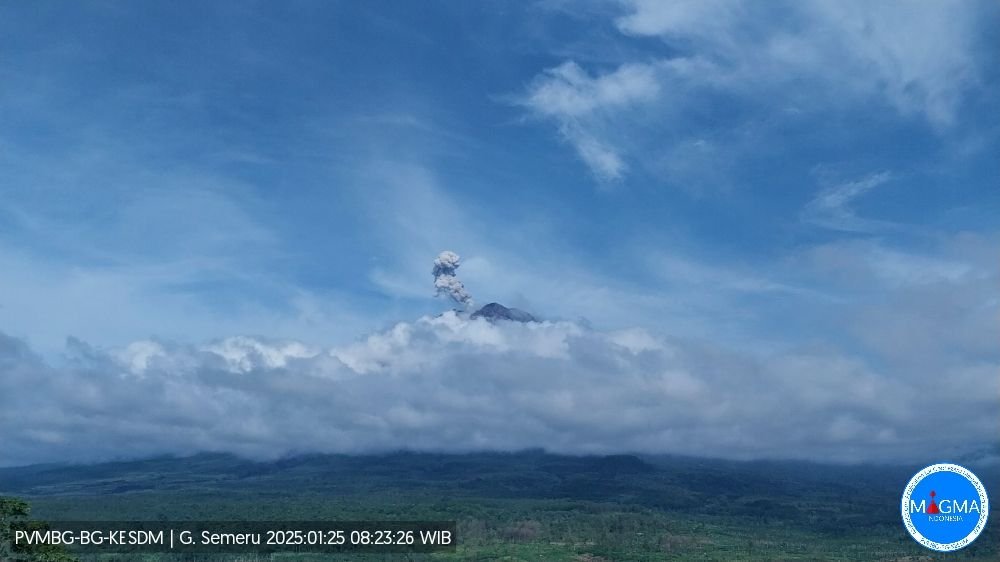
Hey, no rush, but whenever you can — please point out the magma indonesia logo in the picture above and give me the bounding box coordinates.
[901,463,989,552]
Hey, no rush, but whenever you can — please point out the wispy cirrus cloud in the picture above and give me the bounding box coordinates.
[519,0,989,184]
[615,0,982,126]
[801,171,893,232]
[519,61,660,182]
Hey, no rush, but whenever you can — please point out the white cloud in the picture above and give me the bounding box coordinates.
[1,303,995,467]
[797,235,999,374]
[616,0,744,42]
[615,0,981,126]
[568,131,628,182]
[802,171,892,232]
[520,0,987,182]
[524,61,660,118]
[520,61,660,182]
[802,238,983,288]
[2,226,996,468]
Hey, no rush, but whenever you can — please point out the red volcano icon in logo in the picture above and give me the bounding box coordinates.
[927,490,940,514]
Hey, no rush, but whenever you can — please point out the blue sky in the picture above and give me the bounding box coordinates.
[0,1,997,464]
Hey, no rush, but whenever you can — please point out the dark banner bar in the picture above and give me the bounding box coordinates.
[10,520,456,553]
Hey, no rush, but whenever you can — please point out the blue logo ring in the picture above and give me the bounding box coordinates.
[901,463,989,552]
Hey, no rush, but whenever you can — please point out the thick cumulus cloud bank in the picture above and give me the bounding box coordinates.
[1,311,996,467]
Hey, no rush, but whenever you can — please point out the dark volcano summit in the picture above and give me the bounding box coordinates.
[470,302,537,323]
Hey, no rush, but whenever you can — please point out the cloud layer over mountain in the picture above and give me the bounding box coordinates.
[2,300,995,467]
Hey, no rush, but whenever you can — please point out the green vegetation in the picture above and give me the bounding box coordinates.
[1,452,996,561]
[1,496,77,561]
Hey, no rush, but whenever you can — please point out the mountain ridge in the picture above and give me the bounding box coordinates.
[470,302,537,323]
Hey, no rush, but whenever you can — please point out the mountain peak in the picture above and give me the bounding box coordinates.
[470,302,537,323]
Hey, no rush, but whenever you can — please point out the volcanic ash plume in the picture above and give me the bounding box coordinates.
[433,250,474,308]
